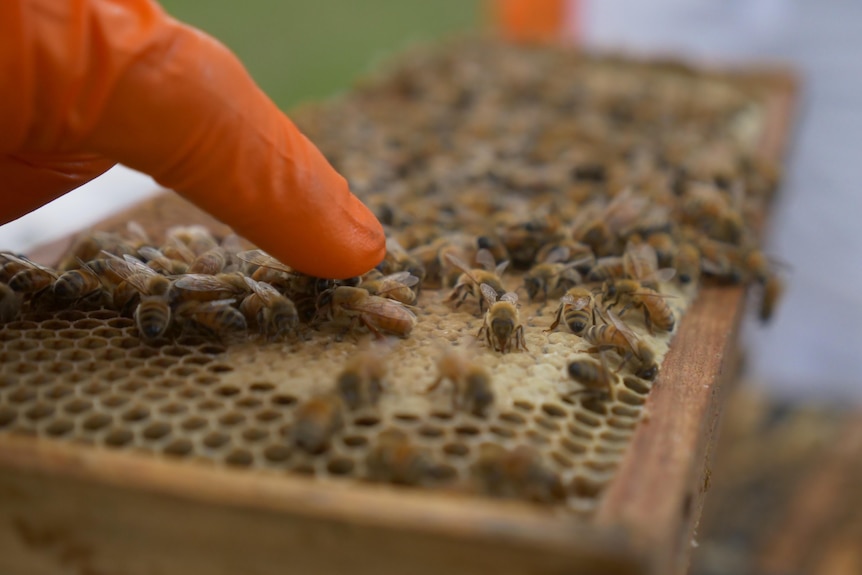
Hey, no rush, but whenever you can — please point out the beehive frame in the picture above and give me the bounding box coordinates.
[0,45,796,575]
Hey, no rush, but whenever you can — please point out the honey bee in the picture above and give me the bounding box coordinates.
[583,309,659,381]
[498,217,564,269]
[474,444,565,504]
[379,237,426,286]
[426,347,494,417]
[522,246,589,302]
[52,261,105,302]
[673,242,701,285]
[359,270,419,305]
[240,277,298,339]
[477,284,527,353]
[759,274,783,323]
[366,428,432,486]
[680,182,744,243]
[696,236,739,282]
[623,241,665,287]
[0,252,29,283]
[57,228,141,272]
[137,246,188,275]
[238,249,341,298]
[172,272,250,303]
[545,287,595,336]
[291,394,344,454]
[104,254,174,339]
[335,348,387,410]
[0,282,21,323]
[187,247,228,275]
[3,254,57,294]
[602,280,676,334]
[645,232,676,269]
[318,286,417,338]
[161,238,196,267]
[166,225,219,256]
[475,234,510,265]
[566,352,616,401]
[586,256,626,284]
[534,240,595,274]
[445,249,508,313]
[174,298,247,336]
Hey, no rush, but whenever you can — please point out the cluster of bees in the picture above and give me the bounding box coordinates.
[0,40,786,505]
[0,224,419,342]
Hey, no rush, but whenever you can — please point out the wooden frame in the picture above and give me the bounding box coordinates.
[0,68,796,575]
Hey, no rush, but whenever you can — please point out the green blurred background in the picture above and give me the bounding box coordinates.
[162,1,482,110]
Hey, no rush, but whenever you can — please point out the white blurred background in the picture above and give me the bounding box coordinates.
[2,0,859,400]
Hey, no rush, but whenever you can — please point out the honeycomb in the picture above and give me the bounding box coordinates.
[0,39,779,516]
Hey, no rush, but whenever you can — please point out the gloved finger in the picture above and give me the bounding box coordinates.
[493,0,566,42]
[0,152,116,225]
[2,0,385,279]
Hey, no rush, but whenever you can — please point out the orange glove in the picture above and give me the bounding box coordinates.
[0,0,385,279]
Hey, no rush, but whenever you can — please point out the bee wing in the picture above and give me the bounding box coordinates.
[236,249,293,273]
[475,248,496,272]
[126,221,151,245]
[1,253,58,277]
[645,267,677,283]
[182,298,237,314]
[624,242,658,279]
[543,245,570,264]
[631,291,678,300]
[566,294,591,310]
[604,308,639,349]
[500,291,519,305]
[494,260,510,276]
[479,283,499,305]
[243,276,282,304]
[381,271,420,288]
[174,274,235,292]
[444,252,481,283]
[136,246,164,263]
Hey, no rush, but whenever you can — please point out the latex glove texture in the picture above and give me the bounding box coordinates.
[0,0,385,279]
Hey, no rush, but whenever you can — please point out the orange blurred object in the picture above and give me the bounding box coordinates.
[0,0,385,279]
[493,0,570,42]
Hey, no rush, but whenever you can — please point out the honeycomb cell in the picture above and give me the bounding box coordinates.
[585,459,618,473]
[271,394,297,407]
[82,413,111,431]
[354,415,381,428]
[28,328,54,340]
[567,422,593,440]
[101,394,131,409]
[513,400,535,412]
[40,338,74,351]
[169,365,198,378]
[45,361,74,375]
[77,336,108,350]
[342,435,368,448]
[25,373,52,387]
[10,362,37,375]
[58,328,88,340]
[607,417,637,431]
[122,405,150,423]
[8,387,36,404]
[417,424,444,438]
[218,412,245,427]
[0,350,21,363]
[622,376,651,394]
[249,382,275,394]
[5,320,38,331]
[498,412,527,426]
[207,363,233,374]
[534,416,561,432]
[442,442,470,457]
[111,337,140,350]
[203,431,230,449]
[610,405,640,418]
[616,389,646,406]
[157,378,184,390]
[241,427,268,442]
[178,387,204,400]
[129,347,159,360]
[148,357,177,369]
[45,418,74,437]
[120,379,148,393]
[55,310,86,322]
[93,327,124,339]
[163,438,193,457]
[142,390,169,403]
[326,457,355,476]
[63,398,93,415]
[430,411,454,421]
[132,367,162,380]
[225,449,254,467]
[193,375,218,386]
[44,384,73,400]
[142,421,172,441]
[198,344,227,355]
[41,319,70,330]
[216,385,240,398]
[160,402,189,416]
[161,346,191,358]
[73,318,101,330]
[0,375,14,389]
[93,348,124,362]
[104,428,134,447]
[573,411,602,428]
[599,430,632,444]
[59,349,93,362]
[263,444,292,463]
[454,424,481,437]
[196,399,223,412]
[489,425,516,439]
[255,409,282,423]
[392,413,421,424]
[6,339,38,352]
[541,403,568,418]
[106,317,135,329]
[551,451,574,468]
[291,463,315,476]
[235,397,262,410]
[0,406,17,428]
[182,355,213,366]
[560,437,588,455]
[90,309,119,320]
[526,429,551,445]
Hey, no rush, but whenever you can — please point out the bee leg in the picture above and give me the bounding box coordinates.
[642,307,654,335]
[614,351,634,374]
[425,375,445,394]
[359,315,385,340]
[516,325,528,352]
